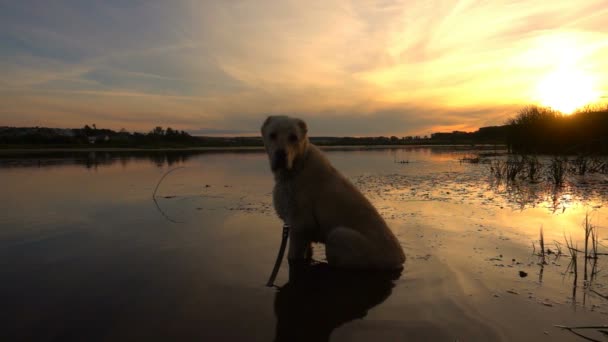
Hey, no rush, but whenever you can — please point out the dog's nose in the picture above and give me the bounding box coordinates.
[272,149,287,171]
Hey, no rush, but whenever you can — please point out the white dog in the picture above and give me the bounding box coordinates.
[261,116,405,269]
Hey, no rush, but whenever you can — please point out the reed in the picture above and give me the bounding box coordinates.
[524,155,543,182]
[564,234,578,286]
[506,156,525,181]
[539,226,546,265]
[548,156,567,186]
[489,159,506,179]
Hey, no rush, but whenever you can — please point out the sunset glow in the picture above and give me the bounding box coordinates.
[530,34,603,114]
[536,68,599,114]
[0,1,607,135]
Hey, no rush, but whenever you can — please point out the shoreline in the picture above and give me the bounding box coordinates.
[0,144,506,154]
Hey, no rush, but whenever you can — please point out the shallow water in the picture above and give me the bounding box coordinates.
[1,147,608,341]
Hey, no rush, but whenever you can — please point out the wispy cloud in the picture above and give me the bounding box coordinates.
[1,0,606,135]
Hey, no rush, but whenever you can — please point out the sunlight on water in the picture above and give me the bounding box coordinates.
[1,147,607,341]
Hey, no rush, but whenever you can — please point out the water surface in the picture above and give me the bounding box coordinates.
[2,147,608,341]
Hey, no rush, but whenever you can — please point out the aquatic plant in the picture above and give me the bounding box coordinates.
[505,155,526,181]
[489,159,506,179]
[539,226,546,265]
[532,226,549,264]
[548,156,567,186]
[524,155,543,182]
[459,154,480,164]
[570,154,589,175]
[564,234,578,286]
[587,156,608,174]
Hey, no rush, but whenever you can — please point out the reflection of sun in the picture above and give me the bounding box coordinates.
[535,67,599,114]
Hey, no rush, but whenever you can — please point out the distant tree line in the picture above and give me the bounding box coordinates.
[0,123,510,149]
[0,125,199,148]
[506,105,608,154]
[4,105,607,153]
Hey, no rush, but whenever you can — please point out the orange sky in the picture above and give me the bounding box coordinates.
[1,1,607,136]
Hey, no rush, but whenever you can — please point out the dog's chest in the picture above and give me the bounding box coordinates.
[272,180,294,222]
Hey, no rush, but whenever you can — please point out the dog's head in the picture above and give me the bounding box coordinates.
[261,115,309,172]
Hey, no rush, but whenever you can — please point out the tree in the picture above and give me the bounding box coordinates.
[151,126,164,136]
[83,125,93,135]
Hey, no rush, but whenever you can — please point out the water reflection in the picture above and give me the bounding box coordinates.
[488,177,606,213]
[0,145,505,170]
[0,149,262,169]
[2,146,608,340]
[274,263,401,342]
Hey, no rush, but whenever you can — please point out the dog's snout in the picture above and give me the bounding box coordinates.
[271,149,287,171]
[275,149,286,160]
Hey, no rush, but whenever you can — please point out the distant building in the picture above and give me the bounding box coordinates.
[53,128,75,137]
[88,135,110,144]
[431,131,469,139]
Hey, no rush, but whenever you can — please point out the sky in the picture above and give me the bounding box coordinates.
[1,0,607,136]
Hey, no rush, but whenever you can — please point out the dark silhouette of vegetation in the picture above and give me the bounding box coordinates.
[0,125,201,148]
[489,155,549,183]
[506,105,608,154]
[0,150,220,169]
[11,104,607,152]
[525,155,542,182]
[0,123,509,149]
[548,156,568,186]
[3,104,607,152]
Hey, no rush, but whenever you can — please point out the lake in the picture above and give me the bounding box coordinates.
[2,146,608,341]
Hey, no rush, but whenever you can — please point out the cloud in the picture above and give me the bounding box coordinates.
[298,104,518,136]
[188,128,258,136]
[0,0,607,135]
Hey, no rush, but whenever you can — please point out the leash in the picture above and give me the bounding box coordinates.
[266,223,290,287]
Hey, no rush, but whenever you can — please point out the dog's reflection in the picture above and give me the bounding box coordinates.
[274,263,402,342]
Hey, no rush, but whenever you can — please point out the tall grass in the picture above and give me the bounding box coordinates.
[564,234,578,295]
[487,154,608,186]
[525,155,542,182]
[562,213,604,288]
[539,226,546,265]
[506,156,526,181]
[489,155,540,182]
[588,156,608,174]
[548,156,567,186]
[489,159,506,179]
[571,155,589,175]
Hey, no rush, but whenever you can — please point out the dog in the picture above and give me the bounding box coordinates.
[261,115,405,269]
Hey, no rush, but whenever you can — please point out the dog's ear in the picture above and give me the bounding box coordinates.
[261,116,274,134]
[296,118,308,136]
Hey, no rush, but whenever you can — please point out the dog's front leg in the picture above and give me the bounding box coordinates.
[287,230,313,282]
[288,230,311,264]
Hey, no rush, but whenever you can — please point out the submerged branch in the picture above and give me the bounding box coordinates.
[151,166,187,223]
[554,325,607,342]
[152,166,186,199]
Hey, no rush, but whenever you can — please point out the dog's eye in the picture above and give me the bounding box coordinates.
[288,134,298,143]
[269,132,277,140]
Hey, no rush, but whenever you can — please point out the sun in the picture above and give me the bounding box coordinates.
[535,67,599,114]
